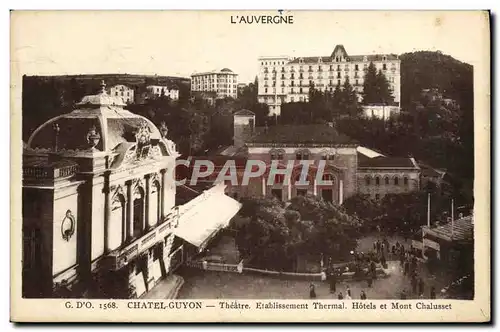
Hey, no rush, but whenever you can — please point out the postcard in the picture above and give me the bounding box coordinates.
[10,10,490,323]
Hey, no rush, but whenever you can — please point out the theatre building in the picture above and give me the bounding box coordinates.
[22,82,241,298]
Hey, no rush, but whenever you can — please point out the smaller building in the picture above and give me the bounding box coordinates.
[421,215,474,276]
[109,84,134,104]
[362,104,400,120]
[357,153,420,200]
[146,85,179,100]
[191,68,238,99]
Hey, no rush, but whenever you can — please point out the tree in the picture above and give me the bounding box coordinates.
[375,70,394,105]
[342,76,362,118]
[232,195,364,271]
[361,62,379,104]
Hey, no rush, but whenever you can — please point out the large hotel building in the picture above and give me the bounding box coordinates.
[257,45,401,115]
[191,68,239,99]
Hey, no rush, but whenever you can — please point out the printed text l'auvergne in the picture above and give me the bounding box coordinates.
[231,15,294,25]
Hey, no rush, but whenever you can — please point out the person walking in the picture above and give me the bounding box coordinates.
[309,283,316,299]
[430,286,436,299]
[367,275,373,288]
[329,271,337,293]
[418,278,425,297]
[360,290,367,300]
[411,275,418,295]
[338,292,344,300]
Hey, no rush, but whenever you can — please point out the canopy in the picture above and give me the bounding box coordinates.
[174,188,241,250]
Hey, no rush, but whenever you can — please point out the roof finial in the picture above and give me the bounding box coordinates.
[100,80,106,94]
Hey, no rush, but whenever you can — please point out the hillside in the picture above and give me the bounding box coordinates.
[21,74,191,142]
[400,51,474,111]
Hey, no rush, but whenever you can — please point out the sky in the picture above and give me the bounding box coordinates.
[11,11,489,83]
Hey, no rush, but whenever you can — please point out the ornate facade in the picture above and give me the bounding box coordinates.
[22,82,240,299]
[257,45,401,115]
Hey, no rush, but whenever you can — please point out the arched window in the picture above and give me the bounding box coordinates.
[133,186,145,239]
[404,177,409,185]
[365,176,371,186]
[384,177,389,185]
[274,174,285,184]
[277,149,285,160]
[394,177,399,185]
[322,173,335,184]
[110,194,125,250]
[375,177,380,186]
[149,181,160,228]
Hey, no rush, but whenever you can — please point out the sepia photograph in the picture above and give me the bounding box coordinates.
[10,10,490,322]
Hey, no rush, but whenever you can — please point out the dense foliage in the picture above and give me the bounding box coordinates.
[361,62,394,105]
[343,187,464,236]
[230,195,362,271]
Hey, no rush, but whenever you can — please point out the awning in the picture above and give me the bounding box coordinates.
[174,186,241,250]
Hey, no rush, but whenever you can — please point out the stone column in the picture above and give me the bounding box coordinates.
[339,179,344,205]
[126,180,134,241]
[160,169,166,221]
[287,183,292,201]
[103,186,111,253]
[261,177,266,196]
[313,179,317,196]
[145,174,150,231]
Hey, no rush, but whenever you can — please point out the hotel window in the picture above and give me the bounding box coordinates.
[382,56,387,61]
[383,64,387,70]
[355,79,359,86]
[291,74,295,79]
[394,177,399,185]
[385,177,389,185]
[338,80,341,85]
[375,194,380,200]
[337,65,341,70]
[375,177,380,186]
[355,64,359,71]
[365,176,371,185]
[404,177,409,185]
[309,65,312,71]
[281,88,285,93]
[281,74,285,79]
[330,65,333,71]
[337,72,341,78]
[265,88,268,93]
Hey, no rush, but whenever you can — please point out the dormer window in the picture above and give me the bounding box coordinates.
[382,56,387,61]
[299,58,304,64]
[318,57,322,63]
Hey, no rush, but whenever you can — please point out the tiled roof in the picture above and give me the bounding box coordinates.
[288,54,399,64]
[188,155,248,168]
[358,154,418,168]
[427,216,474,242]
[247,124,355,145]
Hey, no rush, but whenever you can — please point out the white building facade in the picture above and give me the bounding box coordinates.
[257,45,401,115]
[191,68,238,99]
[146,85,179,100]
[109,84,134,104]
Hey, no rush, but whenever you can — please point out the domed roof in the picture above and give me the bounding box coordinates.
[220,68,233,73]
[26,81,163,154]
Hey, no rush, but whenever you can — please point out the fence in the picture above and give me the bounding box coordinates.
[186,259,391,282]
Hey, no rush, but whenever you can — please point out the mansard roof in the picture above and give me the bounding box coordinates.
[247,124,356,146]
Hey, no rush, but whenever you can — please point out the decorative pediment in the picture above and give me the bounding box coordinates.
[112,185,126,206]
